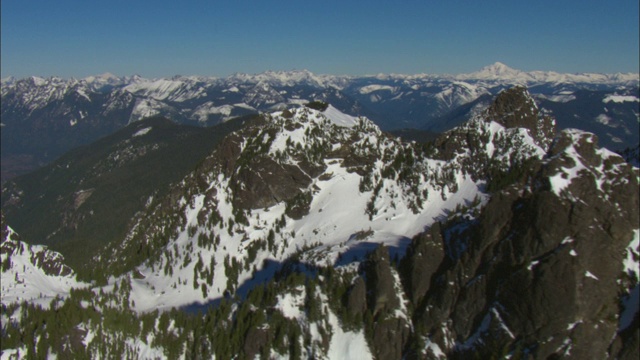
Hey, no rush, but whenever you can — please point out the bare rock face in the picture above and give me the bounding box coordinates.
[346,277,367,317]
[365,247,401,317]
[487,86,556,149]
[231,156,311,210]
[363,246,411,360]
[400,125,639,358]
[399,222,445,305]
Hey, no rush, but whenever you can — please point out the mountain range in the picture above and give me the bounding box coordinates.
[1,86,638,359]
[2,63,638,181]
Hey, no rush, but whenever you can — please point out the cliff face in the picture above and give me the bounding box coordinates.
[395,107,639,359]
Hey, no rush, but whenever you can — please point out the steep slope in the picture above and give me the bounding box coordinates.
[399,128,639,358]
[89,89,553,314]
[1,87,637,359]
[1,213,84,308]
[1,116,248,276]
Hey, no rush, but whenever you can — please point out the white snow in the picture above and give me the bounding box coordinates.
[603,94,639,103]
[457,62,639,85]
[326,308,373,360]
[585,271,599,280]
[123,338,166,359]
[322,105,358,128]
[491,307,515,339]
[567,320,582,331]
[424,338,446,359]
[76,88,91,102]
[1,237,87,308]
[538,94,576,103]
[595,114,612,125]
[133,127,152,137]
[548,130,591,196]
[358,84,395,94]
[623,229,639,278]
[275,287,305,320]
[124,78,206,102]
[434,82,488,109]
[128,98,165,123]
[192,102,235,122]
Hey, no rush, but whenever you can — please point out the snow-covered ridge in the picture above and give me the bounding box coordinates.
[1,230,86,308]
[3,63,637,150]
[4,63,637,92]
[603,94,639,103]
[91,100,561,312]
[2,88,638,358]
[456,62,639,85]
[322,104,359,128]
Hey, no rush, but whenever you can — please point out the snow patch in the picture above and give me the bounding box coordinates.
[326,308,373,359]
[133,127,152,137]
[322,105,358,128]
[1,238,87,308]
[623,229,639,278]
[539,94,576,103]
[358,84,395,94]
[585,271,599,280]
[603,95,639,103]
[275,287,305,320]
[595,114,612,125]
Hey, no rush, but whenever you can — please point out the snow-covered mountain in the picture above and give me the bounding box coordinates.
[2,63,638,181]
[2,87,637,358]
[457,61,640,85]
[1,214,84,308]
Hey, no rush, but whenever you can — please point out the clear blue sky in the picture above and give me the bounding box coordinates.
[1,0,638,78]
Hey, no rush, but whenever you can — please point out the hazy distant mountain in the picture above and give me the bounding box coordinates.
[2,63,637,180]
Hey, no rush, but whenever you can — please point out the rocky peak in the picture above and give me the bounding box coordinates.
[399,123,639,358]
[486,86,556,149]
[2,213,74,278]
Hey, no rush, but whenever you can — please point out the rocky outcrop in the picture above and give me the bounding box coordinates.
[399,222,445,305]
[364,247,411,360]
[232,157,312,210]
[1,213,74,277]
[486,86,556,149]
[400,126,639,358]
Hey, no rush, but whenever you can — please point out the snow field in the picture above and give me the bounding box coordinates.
[1,238,87,309]
[122,106,502,313]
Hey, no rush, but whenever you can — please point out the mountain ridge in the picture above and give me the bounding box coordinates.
[1,87,638,358]
[3,63,638,181]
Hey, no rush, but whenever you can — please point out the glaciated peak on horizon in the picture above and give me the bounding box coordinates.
[4,62,638,86]
[478,61,520,75]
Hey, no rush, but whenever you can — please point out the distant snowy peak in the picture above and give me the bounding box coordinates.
[4,64,637,91]
[457,62,639,85]
[83,72,121,83]
[465,62,530,81]
[226,69,344,88]
[434,81,490,108]
[124,78,207,102]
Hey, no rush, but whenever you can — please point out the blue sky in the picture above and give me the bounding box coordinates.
[1,0,638,78]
